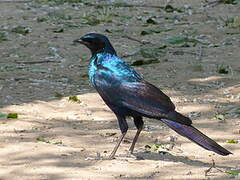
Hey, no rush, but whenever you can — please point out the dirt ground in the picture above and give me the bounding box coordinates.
[0,0,240,179]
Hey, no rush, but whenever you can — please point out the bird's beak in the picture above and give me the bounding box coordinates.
[73,38,91,47]
[73,38,84,44]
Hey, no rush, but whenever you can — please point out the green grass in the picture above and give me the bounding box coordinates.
[161,35,200,45]
[0,31,8,42]
[139,47,166,58]
[192,64,204,72]
[7,113,18,119]
[68,95,81,102]
[47,12,72,21]
[36,137,63,144]
[216,64,229,74]
[11,26,31,35]
[82,7,116,26]
[36,0,83,5]
[225,169,240,175]
[54,93,64,98]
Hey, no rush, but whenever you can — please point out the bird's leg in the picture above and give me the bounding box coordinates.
[129,127,142,154]
[109,115,128,159]
[109,132,127,160]
[129,116,144,154]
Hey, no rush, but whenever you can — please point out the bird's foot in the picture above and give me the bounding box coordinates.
[128,147,134,154]
[108,153,116,160]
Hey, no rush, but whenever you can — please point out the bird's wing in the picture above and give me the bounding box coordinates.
[118,81,192,125]
[119,80,175,115]
[94,69,192,125]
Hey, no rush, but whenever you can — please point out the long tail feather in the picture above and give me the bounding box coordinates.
[161,119,232,156]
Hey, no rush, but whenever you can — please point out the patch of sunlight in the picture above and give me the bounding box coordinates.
[188,76,226,82]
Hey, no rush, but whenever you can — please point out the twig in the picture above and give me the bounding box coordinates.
[205,159,224,176]
[20,41,32,47]
[86,3,164,9]
[168,49,206,57]
[0,0,32,3]
[15,60,61,64]
[203,0,221,8]
[122,35,149,45]
[121,51,139,58]
[205,159,215,176]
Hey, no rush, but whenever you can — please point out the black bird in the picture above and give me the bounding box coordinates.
[74,33,232,159]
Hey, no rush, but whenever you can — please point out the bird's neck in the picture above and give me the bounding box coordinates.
[91,44,117,56]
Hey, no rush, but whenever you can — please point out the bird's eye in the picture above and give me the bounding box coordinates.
[84,38,93,42]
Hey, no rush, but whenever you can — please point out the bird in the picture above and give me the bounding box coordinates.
[74,33,232,159]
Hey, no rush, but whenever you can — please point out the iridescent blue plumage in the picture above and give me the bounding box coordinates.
[75,33,232,159]
[88,52,142,87]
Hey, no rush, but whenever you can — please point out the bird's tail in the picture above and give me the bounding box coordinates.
[161,119,232,156]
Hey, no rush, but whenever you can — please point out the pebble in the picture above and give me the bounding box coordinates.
[188,111,201,118]
[223,90,230,95]
[86,111,92,116]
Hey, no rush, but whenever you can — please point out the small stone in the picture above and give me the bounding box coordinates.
[223,90,230,95]
[233,129,240,134]
[86,111,92,115]
[188,112,201,118]
[167,135,178,142]
[85,157,95,161]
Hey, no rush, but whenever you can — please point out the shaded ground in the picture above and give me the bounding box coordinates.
[0,0,240,179]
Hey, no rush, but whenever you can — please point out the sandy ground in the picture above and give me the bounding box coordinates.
[0,0,240,179]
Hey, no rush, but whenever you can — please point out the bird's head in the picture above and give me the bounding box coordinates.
[74,33,116,55]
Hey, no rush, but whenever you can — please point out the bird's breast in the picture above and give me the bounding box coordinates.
[88,57,98,87]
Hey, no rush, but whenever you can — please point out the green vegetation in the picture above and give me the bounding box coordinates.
[35,0,83,5]
[52,27,64,33]
[216,64,229,74]
[164,4,183,13]
[146,18,158,24]
[68,95,81,102]
[82,7,116,26]
[7,113,18,119]
[0,31,8,42]
[225,139,238,143]
[54,93,64,98]
[161,35,200,45]
[192,64,204,72]
[131,59,160,66]
[225,169,240,175]
[144,143,171,153]
[140,47,166,58]
[140,28,172,36]
[0,112,7,118]
[220,0,240,4]
[48,12,72,21]
[228,107,240,115]
[145,144,162,152]
[112,2,129,7]
[214,113,225,121]
[225,16,240,28]
[232,16,240,28]
[11,26,31,35]
[36,137,63,144]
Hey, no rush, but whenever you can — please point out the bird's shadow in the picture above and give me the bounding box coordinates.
[130,151,232,169]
